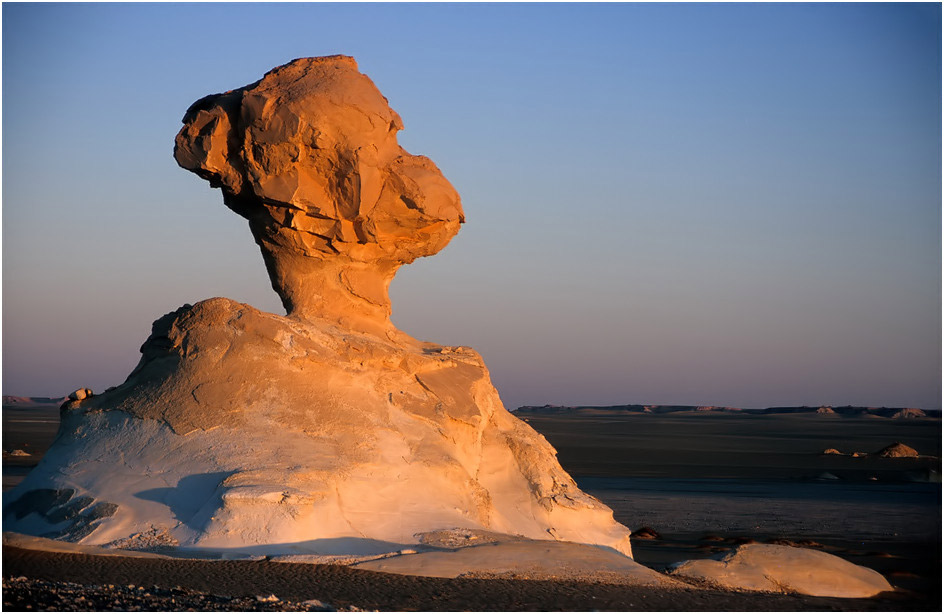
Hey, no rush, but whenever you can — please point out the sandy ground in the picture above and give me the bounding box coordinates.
[1,545,932,611]
[522,411,941,599]
[3,403,941,610]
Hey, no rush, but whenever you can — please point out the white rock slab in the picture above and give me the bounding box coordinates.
[670,544,894,598]
[354,534,676,585]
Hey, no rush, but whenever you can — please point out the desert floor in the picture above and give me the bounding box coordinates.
[520,410,941,599]
[3,403,941,611]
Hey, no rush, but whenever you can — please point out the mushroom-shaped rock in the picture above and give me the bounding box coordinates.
[175,56,463,335]
[670,544,894,598]
[4,57,634,562]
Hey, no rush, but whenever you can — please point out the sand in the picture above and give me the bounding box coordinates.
[2,545,931,611]
[3,402,941,610]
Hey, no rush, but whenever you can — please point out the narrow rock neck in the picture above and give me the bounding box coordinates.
[255,238,399,337]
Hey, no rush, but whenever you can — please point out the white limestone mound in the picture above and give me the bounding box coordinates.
[3,298,631,557]
[669,544,894,598]
[353,530,675,584]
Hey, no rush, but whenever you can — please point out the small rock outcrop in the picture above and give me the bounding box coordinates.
[891,408,926,419]
[4,57,632,559]
[631,526,662,540]
[875,442,919,458]
[68,388,93,402]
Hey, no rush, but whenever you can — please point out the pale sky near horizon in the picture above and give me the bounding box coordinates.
[2,2,941,409]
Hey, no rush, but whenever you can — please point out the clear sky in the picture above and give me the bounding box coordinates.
[3,2,941,410]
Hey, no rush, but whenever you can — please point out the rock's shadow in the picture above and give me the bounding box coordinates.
[135,472,233,530]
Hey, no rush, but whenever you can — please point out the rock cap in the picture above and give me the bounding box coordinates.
[175,56,464,334]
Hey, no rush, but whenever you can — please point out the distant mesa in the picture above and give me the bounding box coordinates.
[2,396,68,406]
[515,403,939,418]
[3,56,633,562]
[875,442,920,458]
[821,448,842,455]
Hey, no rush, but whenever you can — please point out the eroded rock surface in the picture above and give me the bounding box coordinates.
[174,56,463,335]
[8,298,631,556]
[4,57,633,560]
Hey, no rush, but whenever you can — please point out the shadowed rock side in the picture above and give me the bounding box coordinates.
[4,57,632,559]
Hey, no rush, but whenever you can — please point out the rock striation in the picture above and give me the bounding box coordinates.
[4,56,632,559]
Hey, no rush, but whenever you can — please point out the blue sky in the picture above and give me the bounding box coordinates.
[3,2,941,409]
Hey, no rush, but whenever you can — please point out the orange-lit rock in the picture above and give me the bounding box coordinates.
[4,57,634,561]
[174,56,463,335]
[670,544,893,598]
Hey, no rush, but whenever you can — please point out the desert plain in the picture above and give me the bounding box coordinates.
[3,398,940,611]
[2,55,940,612]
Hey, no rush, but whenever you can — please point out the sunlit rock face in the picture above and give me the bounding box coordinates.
[174,56,464,335]
[670,544,894,598]
[4,57,633,558]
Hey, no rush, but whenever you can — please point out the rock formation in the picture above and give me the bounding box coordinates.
[670,544,893,598]
[174,55,463,338]
[4,56,632,558]
[875,442,919,458]
[891,408,926,419]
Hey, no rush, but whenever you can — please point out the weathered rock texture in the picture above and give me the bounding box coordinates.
[174,55,463,336]
[4,57,632,559]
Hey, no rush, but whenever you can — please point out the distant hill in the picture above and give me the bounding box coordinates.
[2,395,67,406]
[514,404,941,418]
